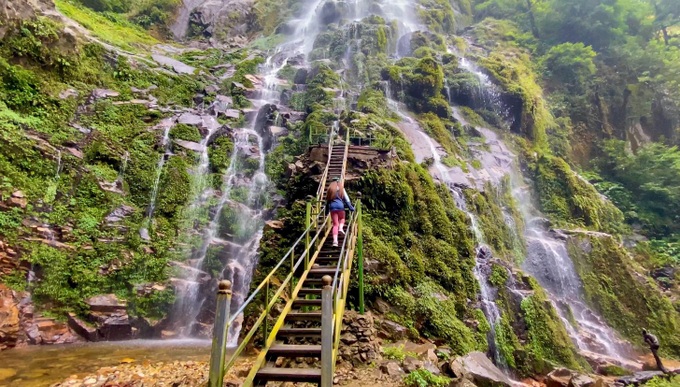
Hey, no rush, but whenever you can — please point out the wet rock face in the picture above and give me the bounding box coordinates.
[185,0,256,40]
[67,294,134,341]
[0,285,20,350]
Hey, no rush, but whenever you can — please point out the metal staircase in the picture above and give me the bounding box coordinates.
[207,127,364,387]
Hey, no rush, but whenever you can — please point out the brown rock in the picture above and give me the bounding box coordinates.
[68,313,99,341]
[97,314,132,341]
[449,351,513,387]
[380,361,404,376]
[8,196,27,209]
[0,285,20,350]
[379,320,409,340]
[86,294,126,313]
[569,373,595,387]
[265,220,284,230]
[161,330,178,339]
[547,368,574,387]
[402,356,424,373]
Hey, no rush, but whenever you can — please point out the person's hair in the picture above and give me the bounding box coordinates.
[326,180,344,202]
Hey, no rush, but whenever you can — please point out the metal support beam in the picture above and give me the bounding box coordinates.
[208,280,232,387]
[321,275,333,387]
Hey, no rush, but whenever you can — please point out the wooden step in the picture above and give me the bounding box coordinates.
[315,256,340,263]
[277,327,322,337]
[308,267,337,276]
[286,312,322,321]
[292,299,322,307]
[268,344,321,357]
[254,367,322,384]
[298,288,323,296]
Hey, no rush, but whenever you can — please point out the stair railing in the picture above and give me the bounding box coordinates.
[320,198,361,386]
[209,209,330,387]
[315,135,335,215]
[340,124,351,186]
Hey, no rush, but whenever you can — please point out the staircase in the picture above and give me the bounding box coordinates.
[207,128,361,387]
[250,229,348,385]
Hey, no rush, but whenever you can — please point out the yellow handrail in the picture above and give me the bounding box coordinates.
[329,204,359,376]
[315,128,335,214]
[242,218,332,385]
[341,124,350,185]
[221,211,326,374]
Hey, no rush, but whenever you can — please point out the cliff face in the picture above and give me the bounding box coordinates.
[0,0,678,382]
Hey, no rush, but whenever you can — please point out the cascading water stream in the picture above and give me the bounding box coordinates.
[140,119,174,240]
[446,57,633,361]
[386,89,509,367]
[55,150,62,179]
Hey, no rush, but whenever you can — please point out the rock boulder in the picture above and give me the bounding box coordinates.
[0,285,20,350]
[448,351,513,387]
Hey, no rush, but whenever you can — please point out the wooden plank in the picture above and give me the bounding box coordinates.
[277,327,322,337]
[292,299,322,307]
[298,288,323,295]
[286,312,322,321]
[268,344,322,357]
[255,367,321,383]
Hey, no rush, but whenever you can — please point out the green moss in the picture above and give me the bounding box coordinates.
[417,0,456,33]
[55,0,158,52]
[567,233,680,357]
[489,264,509,287]
[528,154,626,233]
[495,314,520,369]
[170,123,202,142]
[465,183,525,262]
[520,283,583,372]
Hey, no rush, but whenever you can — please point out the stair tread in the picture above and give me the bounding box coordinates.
[309,268,337,274]
[292,298,322,305]
[286,312,322,320]
[255,367,322,383]
[298,288,323,294]
[278,327,322,335]
[268,344,322,356]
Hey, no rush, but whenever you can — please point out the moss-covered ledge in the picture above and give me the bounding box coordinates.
[566,230,680,358]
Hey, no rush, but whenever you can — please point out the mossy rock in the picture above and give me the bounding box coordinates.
[567,232,680,357]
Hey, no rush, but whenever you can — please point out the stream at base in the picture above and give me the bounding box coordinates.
[0,340,210,387]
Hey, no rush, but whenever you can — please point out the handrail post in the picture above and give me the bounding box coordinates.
[208,280,232,387]
[357,194,364,315]
[263,279,270,342]
[321,275,333,387]
[305,199,311,269]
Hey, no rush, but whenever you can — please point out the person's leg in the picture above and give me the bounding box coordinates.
[331,211,340,246]
[338,210,346,234]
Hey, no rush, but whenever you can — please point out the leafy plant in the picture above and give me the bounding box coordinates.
[403,369,451,387]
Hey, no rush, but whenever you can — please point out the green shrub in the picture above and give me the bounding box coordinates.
[403,369,451,387]
[382,344,415,362]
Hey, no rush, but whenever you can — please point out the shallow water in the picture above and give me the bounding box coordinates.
[0,339,211,387]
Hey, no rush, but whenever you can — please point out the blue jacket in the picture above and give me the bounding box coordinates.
[328,186,355,212]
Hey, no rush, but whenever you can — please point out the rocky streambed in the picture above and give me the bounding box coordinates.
[0,339,210,386]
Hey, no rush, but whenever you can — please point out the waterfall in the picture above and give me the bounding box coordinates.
[55,150,62,179]
[177,125,267,339]
[448,55,633,360]
[140,119,174,241]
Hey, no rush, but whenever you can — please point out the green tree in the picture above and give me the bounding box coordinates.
[651,0,680,45]
[542,42,597,92]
